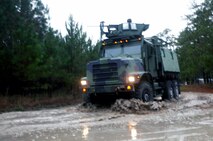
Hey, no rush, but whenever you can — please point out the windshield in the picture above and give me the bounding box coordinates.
[104,45,141,58]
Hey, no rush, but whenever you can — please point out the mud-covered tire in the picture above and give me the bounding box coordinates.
[136,82,153,102]
[163,81,174,100]
[172,80,179,100]
[82,93,90,103]
[83,93,91,103]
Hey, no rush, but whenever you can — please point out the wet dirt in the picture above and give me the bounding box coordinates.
[0,92,213,141]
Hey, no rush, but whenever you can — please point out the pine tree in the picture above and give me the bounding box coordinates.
[177,0,213,83]
[0,0,49,94]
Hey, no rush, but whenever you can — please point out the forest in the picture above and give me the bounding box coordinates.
[177,0,213,84]
[0,0,212,98]
[0,0,99,97]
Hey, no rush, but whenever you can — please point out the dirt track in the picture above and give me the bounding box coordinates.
[0,92,213,141]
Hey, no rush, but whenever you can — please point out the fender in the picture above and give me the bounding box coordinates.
[128,71,153,85]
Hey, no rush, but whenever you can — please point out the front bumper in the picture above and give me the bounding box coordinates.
[81,84,135,95]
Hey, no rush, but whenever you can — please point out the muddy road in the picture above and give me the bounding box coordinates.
[0,92,213,141]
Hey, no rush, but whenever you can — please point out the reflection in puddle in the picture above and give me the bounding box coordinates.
[128,121,137,140]
[130,127,137,140]
[82,125,89,140]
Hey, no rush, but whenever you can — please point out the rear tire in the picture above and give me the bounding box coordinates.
[172,80,179,100]
[163,81,174,100]
[135,82,153,102]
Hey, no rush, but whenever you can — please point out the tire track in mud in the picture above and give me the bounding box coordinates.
[79,92,213,115]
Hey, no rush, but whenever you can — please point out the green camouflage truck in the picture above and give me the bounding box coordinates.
[80,19,180,103]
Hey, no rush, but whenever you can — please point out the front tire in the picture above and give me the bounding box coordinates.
[135,82,153,102]
[83,93,97,104]
[83,93,91,103]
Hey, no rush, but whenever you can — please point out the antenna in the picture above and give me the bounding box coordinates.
[100,21,105,41]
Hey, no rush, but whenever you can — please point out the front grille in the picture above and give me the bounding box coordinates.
[92,63,119,83]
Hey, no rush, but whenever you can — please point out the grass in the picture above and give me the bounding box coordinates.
[1,84,212,113]
[181,84,213,93]
[0,92,82,113]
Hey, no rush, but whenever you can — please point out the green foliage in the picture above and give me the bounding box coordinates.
[0,0,48,93]
[64,16,99,89]
[157,28,177,49]
[0,0,99,95]
[177,0,213,83]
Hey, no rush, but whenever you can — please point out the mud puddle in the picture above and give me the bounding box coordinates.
[79,92,213,114]
[0,92,213,141]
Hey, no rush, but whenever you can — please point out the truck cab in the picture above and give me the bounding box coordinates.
[80,19,180,103]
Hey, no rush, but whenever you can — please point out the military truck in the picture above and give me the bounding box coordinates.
[80,19,180,103]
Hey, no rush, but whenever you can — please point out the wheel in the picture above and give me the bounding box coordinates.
[163,81,174,100]
[135,82,153,102]
[82,93,91,103]
[83,93,96,104]
[172,80,179,100]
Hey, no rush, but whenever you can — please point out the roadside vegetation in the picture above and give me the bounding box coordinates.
[0,90,82,113]
[181,84,213,93]
[0,0,212,112]
[176,0,213,84]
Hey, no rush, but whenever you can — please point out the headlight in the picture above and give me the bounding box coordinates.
[128,76,135,83]
[81,80,87,86]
